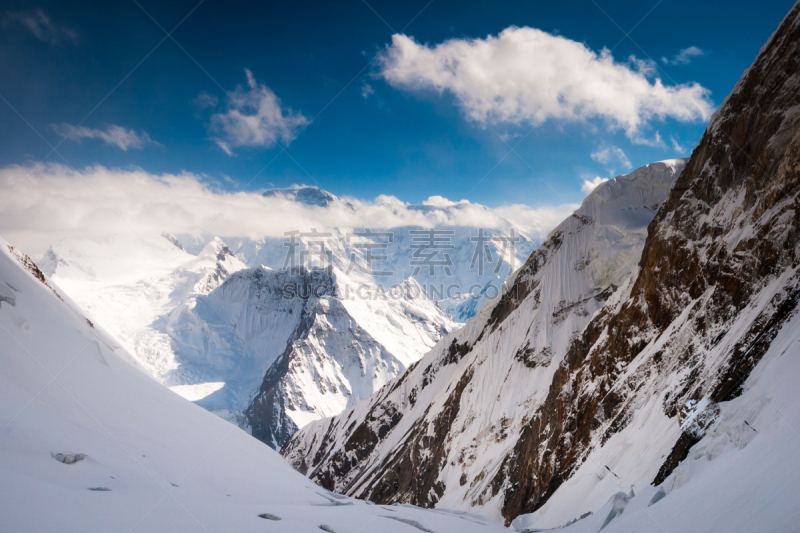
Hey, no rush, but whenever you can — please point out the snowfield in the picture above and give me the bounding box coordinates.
[0,236,508,532]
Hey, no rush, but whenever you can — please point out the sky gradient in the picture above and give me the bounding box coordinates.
[0,0,795,208]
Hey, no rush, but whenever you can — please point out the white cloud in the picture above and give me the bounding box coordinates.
[421,195,469,207]
[670,136,685,154]
[51,123,159,151]
[631,130,666,148]
[581,176,608,194]
[662,46,704,66]
[0,163,577,257]
[591,144,632,171]
[361,83,375,99]
[209,69,309,155]
[2,9,77,45]
[377,28,714,140]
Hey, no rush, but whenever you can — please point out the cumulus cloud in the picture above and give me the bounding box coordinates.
[662,46,704,66]
[51,123,159,151]
[377,28,714,140]
[581,176,609,194]
[591,144,632,172]
[2,9,77,45]
[0,163,577,257]
[208,69,309,155]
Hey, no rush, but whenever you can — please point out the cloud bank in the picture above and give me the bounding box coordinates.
[377,28,714,140]
[0,164,576,257]
[208,69,309,155]
[51,124,159,151]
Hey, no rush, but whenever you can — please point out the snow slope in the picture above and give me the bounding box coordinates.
[516,305,800,533]
[0,235,509,533]
[39,235,248,381]
[282,159,686,522]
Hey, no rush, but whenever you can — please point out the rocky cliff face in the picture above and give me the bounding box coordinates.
[178,264,456,448]
[239,267,454,448]
[282,3,800,526]
[498,3,800,524]
[280,159,686,521]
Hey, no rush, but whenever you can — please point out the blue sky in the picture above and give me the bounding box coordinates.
[0,0,795,208]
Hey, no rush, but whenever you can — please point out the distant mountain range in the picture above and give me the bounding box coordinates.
[38,191,539,447]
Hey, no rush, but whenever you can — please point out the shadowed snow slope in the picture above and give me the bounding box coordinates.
[0,236,509,533]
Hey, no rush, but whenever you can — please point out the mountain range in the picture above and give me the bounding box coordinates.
[4,3,800,531]
[283,3,800,531]
[39,194,537,447]
[0,235,510,533]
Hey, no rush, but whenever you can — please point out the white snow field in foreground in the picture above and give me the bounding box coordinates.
[0,237,506,533]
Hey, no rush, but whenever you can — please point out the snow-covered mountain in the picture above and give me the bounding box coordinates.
[282,157,686,519]
[166,264,455,447]
[37,187,544,448]
[0,236,510,533]
[175,187,539,321]
[42,232,455,448]
[39,235,247,379]
[282,4,800,531]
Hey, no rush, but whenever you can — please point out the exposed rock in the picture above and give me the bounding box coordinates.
[51,452,86,465]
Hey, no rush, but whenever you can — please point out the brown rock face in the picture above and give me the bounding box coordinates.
[496,3,800,522]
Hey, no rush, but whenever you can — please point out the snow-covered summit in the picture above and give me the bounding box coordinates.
[159,261,455,447]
